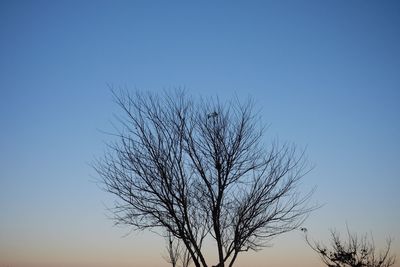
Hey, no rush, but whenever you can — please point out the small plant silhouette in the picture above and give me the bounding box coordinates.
[302,227,396,267]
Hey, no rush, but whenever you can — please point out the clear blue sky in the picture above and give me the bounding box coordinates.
[0,1,399,267]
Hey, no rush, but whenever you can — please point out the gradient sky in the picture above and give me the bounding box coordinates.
[1,1,399,267]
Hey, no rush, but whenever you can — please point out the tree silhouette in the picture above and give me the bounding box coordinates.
[164,231,192,267]
[95,90,314,267]
[302,227,396,267]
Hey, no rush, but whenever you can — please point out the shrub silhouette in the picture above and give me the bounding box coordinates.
[302,227,396,267]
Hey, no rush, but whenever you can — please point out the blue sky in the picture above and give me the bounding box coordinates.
[0,1,399,266]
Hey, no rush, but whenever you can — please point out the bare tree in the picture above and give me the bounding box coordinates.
[164,231,192,267]
[94,90,314,267]
[302,227,396,267]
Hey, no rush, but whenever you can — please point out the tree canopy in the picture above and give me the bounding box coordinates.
[95,90,314,267]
